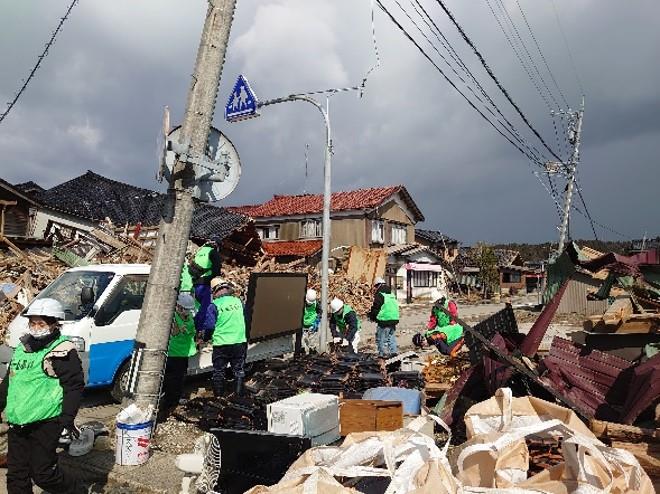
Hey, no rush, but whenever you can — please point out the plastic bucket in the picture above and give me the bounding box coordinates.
[115,421,153,466]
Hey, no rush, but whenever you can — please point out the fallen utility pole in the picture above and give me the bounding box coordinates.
[131,0,237,413]
[556,96,585,257]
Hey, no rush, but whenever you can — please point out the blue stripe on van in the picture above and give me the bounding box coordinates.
[87,339,133,387]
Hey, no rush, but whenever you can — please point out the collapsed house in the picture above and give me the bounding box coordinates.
[2,171,262,266]
[441,243,660,438]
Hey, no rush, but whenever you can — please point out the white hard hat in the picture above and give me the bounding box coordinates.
[374,277,386,286]
[305,289,317,304]
[177,292,196,311]
[330,298,344,313]
[25,298,65,320]
[210,277,231,291]
[68,427,95,457]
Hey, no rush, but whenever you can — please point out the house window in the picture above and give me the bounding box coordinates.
[391,224,407,245]
[257,225,279,240]
[502,272,522,284]
[301,219,322,238]
[412,271,438,288]
[371,220,384,244]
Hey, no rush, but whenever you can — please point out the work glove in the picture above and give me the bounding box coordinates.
[60,417,80,440]
[341,339,349,347]
[332,337,342,344]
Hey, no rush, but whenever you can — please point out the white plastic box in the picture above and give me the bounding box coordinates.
[267,393,340,446]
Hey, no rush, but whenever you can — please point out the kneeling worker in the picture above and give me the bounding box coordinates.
[329,298,361,353]
[204,277,247,397]
[0,298,84,494]
[413,299,464,358]
[160,292,198,420]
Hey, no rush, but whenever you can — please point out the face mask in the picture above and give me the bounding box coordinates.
[29,327,52,339]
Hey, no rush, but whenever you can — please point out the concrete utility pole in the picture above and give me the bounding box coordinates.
[131,0,237,412]
[556,96,584,257]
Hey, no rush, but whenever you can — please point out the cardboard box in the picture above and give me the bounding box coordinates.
[339,400,403,436]
[267,393,340,445]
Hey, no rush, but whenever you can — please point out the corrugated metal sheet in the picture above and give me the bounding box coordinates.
[556,274,608,315]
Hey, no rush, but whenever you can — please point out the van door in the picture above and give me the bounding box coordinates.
[87,275,148,387]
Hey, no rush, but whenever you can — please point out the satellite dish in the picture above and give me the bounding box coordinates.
[163,125,241,202]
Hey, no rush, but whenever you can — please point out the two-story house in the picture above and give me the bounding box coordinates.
[232,186,454,301]
[231,185,425,252]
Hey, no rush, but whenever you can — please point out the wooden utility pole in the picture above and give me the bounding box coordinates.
[131,0,237,413]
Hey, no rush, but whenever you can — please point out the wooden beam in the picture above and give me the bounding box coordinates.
[590,419,660,443]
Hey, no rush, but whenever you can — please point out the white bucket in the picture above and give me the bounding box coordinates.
[115,420,153,466]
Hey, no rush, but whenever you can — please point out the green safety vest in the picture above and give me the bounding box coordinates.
[303,302,319,328]
[432,301,450,328]
[193,246,214,278]
[425,323,464,345]
[334,304,360,334]
[168,313,198,358]
[376,293,400,322]
[6,335,68,425]
[180,264,194,292]
[212,295,247,346]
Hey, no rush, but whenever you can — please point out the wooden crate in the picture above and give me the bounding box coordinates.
[339,400,403,436]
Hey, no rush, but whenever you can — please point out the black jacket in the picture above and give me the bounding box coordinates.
[368,285,399,326]
[0,329,85,427]
[330,309,359,342]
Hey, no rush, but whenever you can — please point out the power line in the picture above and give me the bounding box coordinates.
[550,0,585,97]
[408,0,549,164]
[514,0,570,108]
[0,0,80,126]
[574,175,599,240]
[431,0,563,162]
[375,0,546,166]
[393,0,547,165]
[491,0,561,109]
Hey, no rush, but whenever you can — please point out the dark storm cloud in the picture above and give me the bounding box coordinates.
[0,0,658,244]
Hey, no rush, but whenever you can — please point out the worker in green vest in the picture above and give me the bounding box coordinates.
[159,293,198,421]
[413,298,464,357]
[180,236,222,331]
[329,298,361,353]
[0,298,84,493]
[368,277,400,358]
[301,288,322,353]
[203,277,247,397]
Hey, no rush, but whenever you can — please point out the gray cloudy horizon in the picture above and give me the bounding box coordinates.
[0,0,658,245]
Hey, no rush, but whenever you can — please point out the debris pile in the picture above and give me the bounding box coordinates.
[181,353,413,433]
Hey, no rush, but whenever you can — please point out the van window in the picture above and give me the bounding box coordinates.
[94,275,148,326]
[33,271,115,321]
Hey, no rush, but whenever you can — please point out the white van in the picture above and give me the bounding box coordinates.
[0,264,301,401]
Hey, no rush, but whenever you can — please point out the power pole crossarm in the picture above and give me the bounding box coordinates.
[131,0,237,414]
[556,97,584,257]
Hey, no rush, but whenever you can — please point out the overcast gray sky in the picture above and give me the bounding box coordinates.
[1,0,658,244]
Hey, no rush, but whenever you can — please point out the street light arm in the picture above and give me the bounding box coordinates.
[257,95,333,353]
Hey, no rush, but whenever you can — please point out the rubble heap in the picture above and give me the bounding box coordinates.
[180,353,420,432]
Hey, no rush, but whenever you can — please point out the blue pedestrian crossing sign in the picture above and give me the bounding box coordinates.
[225,75,259,122]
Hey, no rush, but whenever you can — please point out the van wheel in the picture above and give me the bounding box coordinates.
[111,361,130,403]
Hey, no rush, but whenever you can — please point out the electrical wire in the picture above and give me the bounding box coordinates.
[550,0,585,97]
[492,0,561,110]
[514,0,569,108]
[375,0,546,167]
[408,0,549,165]
[392,0,547,165]
[574,175,599,240]
[0,0,80,125]
[431,0,563,162]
